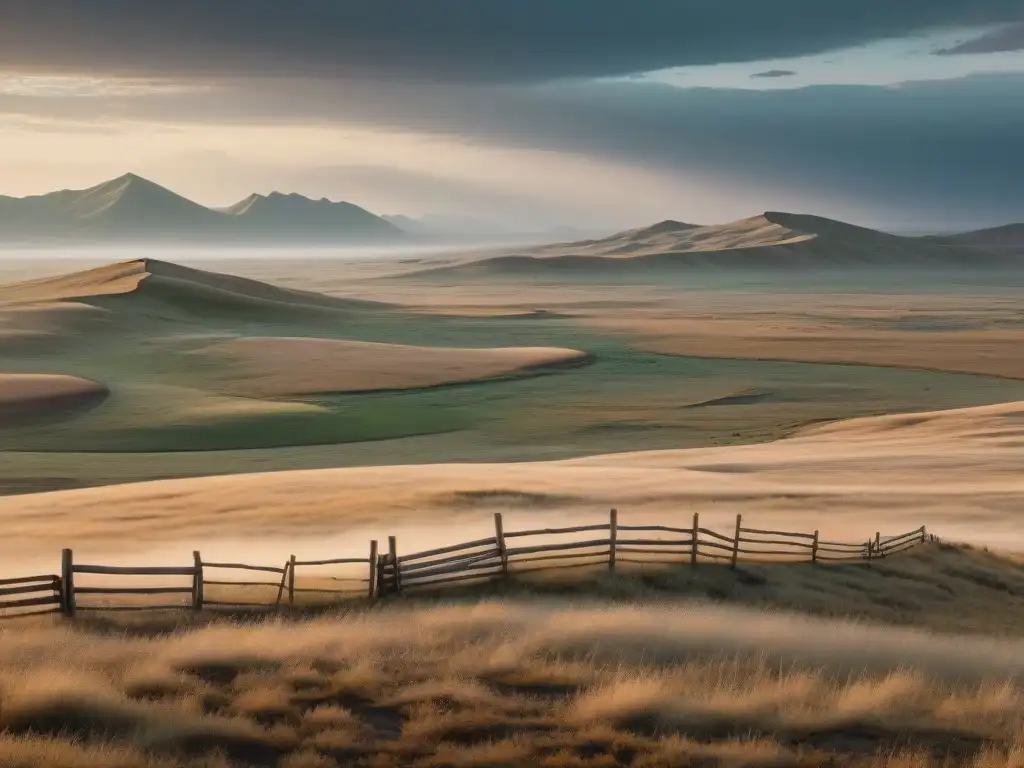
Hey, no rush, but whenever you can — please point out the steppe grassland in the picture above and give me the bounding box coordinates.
[6,595,1024,767]
[2,257,1024,496]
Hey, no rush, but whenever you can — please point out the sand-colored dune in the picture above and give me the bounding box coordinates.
[0,258,387,313]
[188,336,590,396]
[0,260,149,304]
[0,301,112,353]
[0,374,108,428]
[406,211,1016,277]
[0,400,1021,565]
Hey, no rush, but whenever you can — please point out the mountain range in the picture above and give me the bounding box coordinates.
[0,174,404,245]
[1,173,1020,256]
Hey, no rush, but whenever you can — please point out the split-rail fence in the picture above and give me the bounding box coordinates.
[0,512,930,619]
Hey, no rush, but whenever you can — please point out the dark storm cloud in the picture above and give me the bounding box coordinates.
[4,70,1019,229]
[2,0,1022,82]
[937,22,1024,53]
[751,70,798,78]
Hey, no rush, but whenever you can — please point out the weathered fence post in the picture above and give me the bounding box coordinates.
[368,540,379,600]
[192,551,204,611]
[608,508,618,572]
[389,536,402,593]
[875,531,881,556]
[273,560,289,609]
[920,525,927,544]
[494,513,509,577]
[376,554,388,596]
[61,548,75,618]
[691,512,699,567]
[287,555,297,605]
[731,514,742,568]
[811,530,819,565]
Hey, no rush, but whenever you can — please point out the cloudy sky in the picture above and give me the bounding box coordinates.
[1,1,1022,233]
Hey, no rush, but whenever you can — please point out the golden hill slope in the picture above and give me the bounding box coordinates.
[0,258,386,312]
[0,399,1019,561]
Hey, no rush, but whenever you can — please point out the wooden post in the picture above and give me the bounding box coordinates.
[192,551,204,611]
[368,540,379,600]
[377,554,388,597]
[811,530,819,565]
[389,536,402,594]
[274,561,289,609]
[691,512,699,566]
[920,525,927,544]
[875,531,881,552]
[288,555,297,606]
[61,548,76,618]
[494,513,509,577]
[731,514,742,569]
[608,509,618,572]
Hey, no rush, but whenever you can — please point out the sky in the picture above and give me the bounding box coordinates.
[0,2,1022,233]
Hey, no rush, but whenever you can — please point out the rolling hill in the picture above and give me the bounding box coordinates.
[404,211,1021,278]
[0,174,404,244]
[0,258,587,453]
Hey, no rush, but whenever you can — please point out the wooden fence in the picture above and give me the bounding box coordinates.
[0,513,929,619]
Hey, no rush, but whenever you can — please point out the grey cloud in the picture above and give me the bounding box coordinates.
[3,69,1022,228]
[2,1,1022,83]
[222,75,1024,229]
[2,69,1021,231]
[751,70,798,78]
[937,22,1024,53]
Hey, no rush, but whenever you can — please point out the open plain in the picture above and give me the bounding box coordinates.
[2,232,1024,768]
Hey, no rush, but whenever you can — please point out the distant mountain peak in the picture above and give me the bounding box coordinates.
[217,189,401,239]
[96,172,166,193]
[636,219,700,236]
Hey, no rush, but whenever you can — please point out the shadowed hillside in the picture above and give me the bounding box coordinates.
[927,221,1024,253]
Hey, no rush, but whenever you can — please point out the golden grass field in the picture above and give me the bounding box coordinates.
[0,398,1017,568]
[7,586,1024,768]
[1,249,1024,766]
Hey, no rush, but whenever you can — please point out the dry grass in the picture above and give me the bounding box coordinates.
[3,395,1023,561]
[585,303,1024,380]
[397,541,1024,637]
[3,597,1024,767]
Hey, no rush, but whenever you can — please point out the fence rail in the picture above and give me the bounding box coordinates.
[0,514,930,619]
[0,573,62,616]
